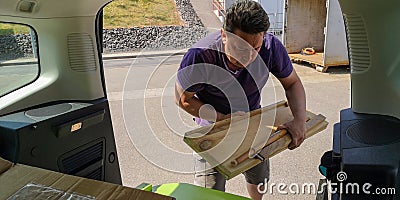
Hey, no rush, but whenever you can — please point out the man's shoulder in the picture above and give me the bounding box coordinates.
[191,31,222,50]
[183,32,223,63]
[263,32,283,49]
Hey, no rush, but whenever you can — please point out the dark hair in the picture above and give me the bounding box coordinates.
[223,0,270,34]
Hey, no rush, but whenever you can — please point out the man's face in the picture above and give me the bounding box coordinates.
[221,28,264,69]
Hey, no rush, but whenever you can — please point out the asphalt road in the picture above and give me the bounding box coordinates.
[0,63,37,96]
[103,54,350,199]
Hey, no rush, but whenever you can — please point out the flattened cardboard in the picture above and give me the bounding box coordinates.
[8,183,95,199]
[0,158,173,200]
[0,157,12,174]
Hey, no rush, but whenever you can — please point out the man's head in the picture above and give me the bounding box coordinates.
[221,0,270,69]
[223,0,270,34]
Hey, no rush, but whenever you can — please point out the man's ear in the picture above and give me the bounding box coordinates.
[221,28,227,44]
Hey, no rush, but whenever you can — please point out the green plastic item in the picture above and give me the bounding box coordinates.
[153,183,250,200]
[136,183,153,192]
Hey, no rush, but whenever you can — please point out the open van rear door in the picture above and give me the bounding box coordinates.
[0,0,121,184]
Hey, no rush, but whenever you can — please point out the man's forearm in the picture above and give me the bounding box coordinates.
[180,97,229,122]
[278,70,307,149]
[175,84,226,122]
[285,80,307,122]
[179,96,217,121]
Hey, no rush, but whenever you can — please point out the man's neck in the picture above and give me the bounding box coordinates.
[226,59,240,72]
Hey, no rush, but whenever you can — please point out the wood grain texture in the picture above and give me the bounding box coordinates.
[289,53,324,66]
[183,101,328,179]
[258,114,328,159]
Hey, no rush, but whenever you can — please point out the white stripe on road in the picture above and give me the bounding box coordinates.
[108,87,175,101]
[107,75,349,102]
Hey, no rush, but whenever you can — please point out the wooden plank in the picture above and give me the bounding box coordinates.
[183,101,328,179]
[184,100,288,154]
[231,115,311,167]
[190,104,292,169]
[290,53,348,72]
[258,114,328,158]
[289,53,324,66]
[221,114,327,179]
[185,101,288,138]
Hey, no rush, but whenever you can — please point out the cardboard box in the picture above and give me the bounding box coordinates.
[0,157,173,200]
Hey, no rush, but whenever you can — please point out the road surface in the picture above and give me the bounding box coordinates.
[103,54,350,199]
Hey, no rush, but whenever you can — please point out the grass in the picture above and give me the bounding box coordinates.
[0,23,30,35]
[0,0,182,34]
[103,0,183,28]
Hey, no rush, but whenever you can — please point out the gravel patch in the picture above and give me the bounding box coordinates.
[103,0,207,53]
[0,0,207,60]
[0,34,34,61]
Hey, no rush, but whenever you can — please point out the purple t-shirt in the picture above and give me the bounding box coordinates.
[177,32,292,125]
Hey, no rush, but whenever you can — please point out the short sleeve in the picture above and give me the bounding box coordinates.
[268,37,293,78]
[177,48,208,92]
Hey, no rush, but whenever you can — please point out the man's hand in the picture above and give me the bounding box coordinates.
[277,119,306,150]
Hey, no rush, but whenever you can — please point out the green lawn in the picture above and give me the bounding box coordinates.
[103,0,183,28]
[0,0,182,34]
[0,23,30,35]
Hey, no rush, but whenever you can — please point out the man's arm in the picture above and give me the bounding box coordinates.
[175,82,229,122]
[278,69,307,150]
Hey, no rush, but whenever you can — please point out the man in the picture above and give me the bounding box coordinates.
[175,1,306,199]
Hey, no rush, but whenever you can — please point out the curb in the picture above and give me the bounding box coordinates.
[0,60,37,67]
[102,49,188,60]
[0,49,189,67]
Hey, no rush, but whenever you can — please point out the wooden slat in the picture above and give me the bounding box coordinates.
[184,100,288,137]
[184,101,288,154]
[183,101,328,179]
[219,114,327,179]
[289,53,324,66]
[259,114,328,158]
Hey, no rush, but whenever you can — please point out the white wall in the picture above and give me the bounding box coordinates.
[258,0,284,32]
[224,0,236,10]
